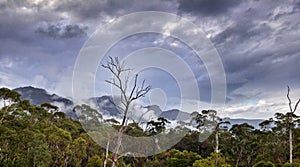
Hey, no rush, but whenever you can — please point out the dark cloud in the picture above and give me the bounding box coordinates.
[213,21,272,45]
[177,0,242,16]
[54,0,177,20]
[296,0,300,8]
[196,0,300,98]
[1,0,300,118]
[35,22,88,39]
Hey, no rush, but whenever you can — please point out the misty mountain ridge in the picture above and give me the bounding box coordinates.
[12,86,263,129]
[13,86,77,119]
[14,86,73,106]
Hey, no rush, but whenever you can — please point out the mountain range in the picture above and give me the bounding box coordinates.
[13,86,263,129]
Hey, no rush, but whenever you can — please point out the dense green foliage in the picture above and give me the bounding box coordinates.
[1,88,300,166]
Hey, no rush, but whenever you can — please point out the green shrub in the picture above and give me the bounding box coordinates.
[282,162,300,167]
[193,152,231,167]
[253,160,275,167]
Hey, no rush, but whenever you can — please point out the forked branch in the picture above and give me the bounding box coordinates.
[102,56,151,167]
[287,86,300,114]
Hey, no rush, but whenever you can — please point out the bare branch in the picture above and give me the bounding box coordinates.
[124,71,130,93]
[102,64,116,77]
[101,56,151,166]
[287,86,293,113]
[120,96,125,106]
[129,74,138,100]
[105,80,121,90]
[294,99,300,113]
[287,86,300,114]
[103,56,130,104]
[105,96,125,113]
[131,80,151,101]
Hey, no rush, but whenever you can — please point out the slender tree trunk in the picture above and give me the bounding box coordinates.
[111,126,125,167]
[215,131,219,167]
[102,57,151,167]
[286,86,300,165]
[64,154,68,167]
[33,154,36,167]
[155,137,161,150]
[111,105,129,167]
[215,131,219,153]
[104,139,110,167]
[289,126,293,164]
[235,148,243,167]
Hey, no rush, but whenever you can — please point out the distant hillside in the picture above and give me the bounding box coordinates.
[159,109,191,121]
[13,86,76,119]
[144,105,162,116]
[226,118,263,129]
[12,86,264,129]
[14,86,73,106]
[92,96,122,116]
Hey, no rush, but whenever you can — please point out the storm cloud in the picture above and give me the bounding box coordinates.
[35,22,88,39]
[0,0,299,119]
[177,0,242,15]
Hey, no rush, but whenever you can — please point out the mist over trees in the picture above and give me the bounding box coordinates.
[1,86,300,166]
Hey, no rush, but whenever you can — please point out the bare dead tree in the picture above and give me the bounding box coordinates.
[102,56,151,167]
[287,86,300,164]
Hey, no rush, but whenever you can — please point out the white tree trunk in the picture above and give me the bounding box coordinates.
[290,127,293,164]
[103,138,110,167]
[111,126,125,167]
[215,131,219,153]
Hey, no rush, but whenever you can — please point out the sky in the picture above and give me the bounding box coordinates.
[0,0,300,119]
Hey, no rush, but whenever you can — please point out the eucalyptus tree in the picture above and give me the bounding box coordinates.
[102,56,151,167]
[230,123,256,167]
[191,110,229,153]
[286,86,300,164]
[0,88,21,125]
[0,87,20,107]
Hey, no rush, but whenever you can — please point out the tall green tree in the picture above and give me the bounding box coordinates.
[230,123,256,166]
[191,110,229,153]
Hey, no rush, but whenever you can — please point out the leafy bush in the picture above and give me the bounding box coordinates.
[193,152,231,167]
[282,162,300,167]
[253,161,275,167]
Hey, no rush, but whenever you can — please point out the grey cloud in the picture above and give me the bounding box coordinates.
[35,22,88,39]
[198,1,300,98]
[0,14,35,42]
[54,0,177,20]
[213,21,272,45]
[0,2,87,90]
[1,0,300,120]
[177,0,242,16]
[0,0,177,21]
[268,5,298,21]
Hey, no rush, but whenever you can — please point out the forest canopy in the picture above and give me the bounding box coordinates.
[1,87,300,167]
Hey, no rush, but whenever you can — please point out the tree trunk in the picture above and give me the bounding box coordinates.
[235,148,243,167]
[290,126,293,164]
[103,139,110,167]
[215,131,219,167]
[215,131,219,153]
[102,57,151,166]
[111,104,129,167]
[111,126,125,167]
